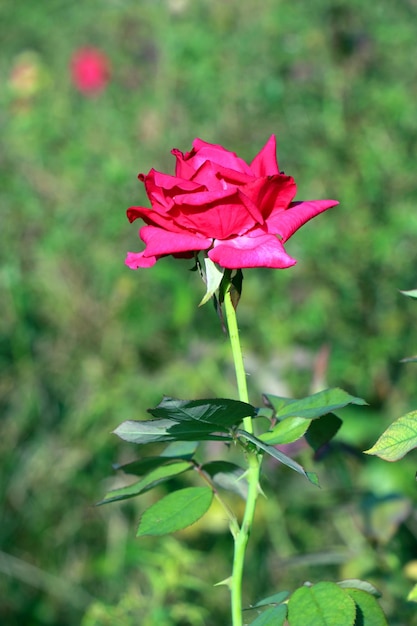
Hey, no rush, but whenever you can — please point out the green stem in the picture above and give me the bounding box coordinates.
[223,284,251,431]
[224,285,262,626]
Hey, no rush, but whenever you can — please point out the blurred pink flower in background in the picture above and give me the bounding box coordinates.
[70,47,110,96]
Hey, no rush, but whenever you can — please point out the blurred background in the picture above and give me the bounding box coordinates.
[2,0,417,624]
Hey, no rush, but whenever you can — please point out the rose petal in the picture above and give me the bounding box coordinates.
[170,192,260,239]
[139,225,212,256]
[125,251,157,268]
[266,199,339,241]
[141,169,204,209]
[185,138,253,175]
[209,233,296,269]
[250,135,280,177]
[173,187,237,207]
[190,159,253,189]
[145,169,204,193]
[172,148,198,180]
[242,174,297,219]
[127,206,185,232]
[125,224,212,269]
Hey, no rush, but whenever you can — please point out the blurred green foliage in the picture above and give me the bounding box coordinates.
[2,0,417,624]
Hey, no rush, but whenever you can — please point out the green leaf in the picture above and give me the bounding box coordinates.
[202,461,248,499]
[115,456,172,476]
[148,397,256,428]
[364,410,417,461]
[400,355,417,363]
[345,589,388,625]
[305,413,343,452]
[337,580,381,598]
[97,460,193,505]
[114,419,233,444]
[237,430,319,487]
[161,441,199,457]
[137,486,213,536]
[114,418,178,443]
[251,591,290,608]
[407,583,417,602]
[199,258,224,306]
[230,269,243,309]
[260,416,311,445]
[288,582,356,626]
[359,493,411,544]
[249,604,287,625]
[400,288,417,299]
[265,388,367,421]
[116,441,199,476]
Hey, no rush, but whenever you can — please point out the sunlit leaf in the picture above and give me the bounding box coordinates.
[265,388,366,421]
[400,355,417,363]
[114,419,233,444]
[400,288,417,299]
[148,397,256,427]
[214,576,232,588]
[97,461,193,505]
[287,582,356,626]
[251,591,290,608]
[237,430,319,487]
[407,583,417,603]
[337,579,381,598]
[260,416,311,445]
[345,589,388,625]
[115,456,172,476]
[116,441,199,476]
[199,258,224,306]
[364,411,417,461]
[137,486,213,536]
[202,461,248,499]
[161,441,199,457]
[249,604,287,625]
[114,418,178,443]
[256,407,274,420]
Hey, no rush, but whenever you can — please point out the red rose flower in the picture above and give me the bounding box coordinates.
[126,136,338,270]
[70,47,110,95]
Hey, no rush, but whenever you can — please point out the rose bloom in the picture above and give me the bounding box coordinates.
[126,136,338,270]
[70,47,110,95]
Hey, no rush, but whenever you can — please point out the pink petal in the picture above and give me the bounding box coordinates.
[125,223,212,268]
[171,148,198,180]
[125,251,157,269]
[208,233,297,269]
[190,159,253,189]
[242,174,297,219]
[188,160,226,191]
[128,189,263,239]
[170,192,260,239]
[141,169,204,210]
[185,138,253,175]
[127,206,185,232]
[250,135,280,176]
[144,169,203,193]
[139,225,211,257]
[266,199,339,242]
[173,187,237,207]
